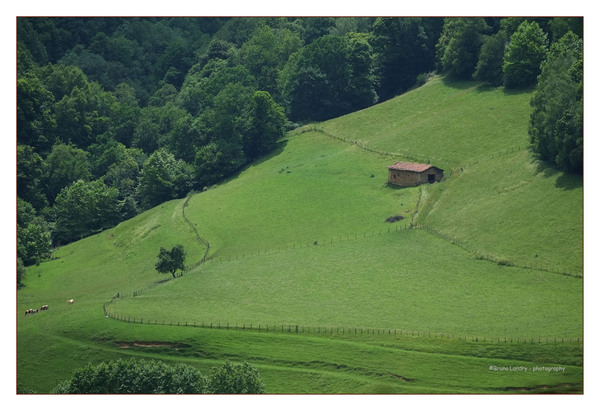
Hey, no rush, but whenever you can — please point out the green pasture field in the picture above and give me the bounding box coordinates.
[321,76,534,169]
[17,76,583,394]
[183,130,418,260]
[417,149,583,274]
[109,229,582,339]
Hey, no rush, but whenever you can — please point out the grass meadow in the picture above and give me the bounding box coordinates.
[418,149,583,274]
[321,77,534,169]
[183,130,419,260]
[109,229,582,338]
[17,76,583,394]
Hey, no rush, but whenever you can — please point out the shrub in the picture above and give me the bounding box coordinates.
[415,71,436,87]
[52,359,207,394]
[206,361,265,394]
[52,359,266,394]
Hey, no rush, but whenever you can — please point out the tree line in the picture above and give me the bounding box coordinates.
[17,17,582,271]
[51,358,265,394]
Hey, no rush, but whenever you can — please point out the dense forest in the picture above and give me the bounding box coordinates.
[16,17,583,274]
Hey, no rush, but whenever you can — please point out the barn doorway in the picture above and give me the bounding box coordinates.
[428,174,436,183]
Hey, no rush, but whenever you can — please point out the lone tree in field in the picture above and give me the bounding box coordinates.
[155,244,186,278]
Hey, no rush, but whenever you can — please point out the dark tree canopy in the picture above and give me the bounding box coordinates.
[529,32,582,174]
[50,179,121,244]
[17,197,52,265]
[206,361,266,394]
[474,31,507,86]
[52,359,266,394]
[281,34,377,121]
[372,17,439,100]
[137,148,194,209]
[155,244,186,278]
[52,359,207,394]
[244,91,286,160]
[43,143,92,204]
[436,17,489,79]
[503,21,549,88]
[16,16,582,262]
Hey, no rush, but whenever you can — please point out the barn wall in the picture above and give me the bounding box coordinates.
[388,170,421,186]
[388,168,443,186]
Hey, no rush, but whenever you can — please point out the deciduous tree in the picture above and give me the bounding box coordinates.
[17,74,56,152]
[503,21,548,88]
[206,361,265,394]
[281,35,357,121]
[244,91,286,160]
[17,198,52,265]
[52,359,206,394]
[51,179,121,244]
[474,31,507,86]
[155,245,186,278]
[372,17,436,100]
[17,145,48,210]
[52,359,266,394]
[43,143,92,203]
[137,148,194,209]
[529,32,582,173]
[436,18,489,79]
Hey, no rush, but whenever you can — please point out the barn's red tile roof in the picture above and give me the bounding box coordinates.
[387,162,435,172]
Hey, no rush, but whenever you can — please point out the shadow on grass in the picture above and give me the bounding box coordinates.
[439,75,536,96]
[385,182,419,190]
[440,76,479,90]
[206,139,289,188]
[531,155,583,191]
[502,86,536,96]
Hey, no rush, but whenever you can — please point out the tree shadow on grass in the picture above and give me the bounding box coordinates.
[208,139,289,187]
[385,182,418,190]
[440,76,479,90]
[501,86,536,96]
[439,74,535,96]
[531,154,583,191]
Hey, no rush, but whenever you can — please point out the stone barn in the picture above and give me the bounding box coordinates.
[387,162,444,187]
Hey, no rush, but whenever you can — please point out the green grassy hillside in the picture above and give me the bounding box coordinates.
[418,150,582,274]
[321,77,533,168]
[111,229,581,337]
[17,76,583,394]
[183,131,418,260]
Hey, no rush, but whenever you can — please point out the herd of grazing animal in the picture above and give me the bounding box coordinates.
[24,300,73,316]
[25,305,48,315]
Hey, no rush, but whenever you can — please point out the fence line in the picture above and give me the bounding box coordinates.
[101,307,581,345]
[201,223,413,265]
[412,224,582,278]
[301,125,427,164]
[190,221,580,279]
[181,192,210,271]
[301,125,528,171]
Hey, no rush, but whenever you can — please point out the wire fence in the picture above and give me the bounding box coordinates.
[299,125,428,164]
[101,305,581,345]
[107,139,580,346]
[181,192,210,271]
[202,223,414,265]
[412,224,582,278]
[176,220,579,279]
[301,125,529,173]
